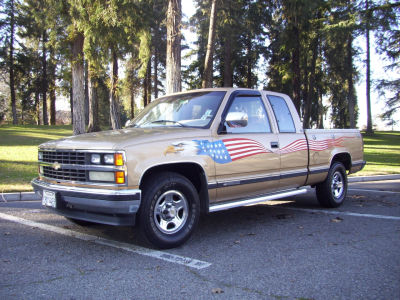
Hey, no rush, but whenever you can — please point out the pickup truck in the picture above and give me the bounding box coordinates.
[32,88,365,248]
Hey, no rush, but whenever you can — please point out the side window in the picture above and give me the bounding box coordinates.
[225,96,271,133]
[267,95,296,133]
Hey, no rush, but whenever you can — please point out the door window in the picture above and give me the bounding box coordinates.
[225,96,271,133]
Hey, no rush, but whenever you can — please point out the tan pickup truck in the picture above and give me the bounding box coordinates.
[32,88,365,248]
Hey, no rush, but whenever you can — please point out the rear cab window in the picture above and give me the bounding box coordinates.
[267,95,296,133]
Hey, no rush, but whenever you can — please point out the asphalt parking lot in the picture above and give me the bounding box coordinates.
[1,180,399,299]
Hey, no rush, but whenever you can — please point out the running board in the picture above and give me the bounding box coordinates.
[209,188,308,213]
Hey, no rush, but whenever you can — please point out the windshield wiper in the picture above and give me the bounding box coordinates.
[151,120,186,127]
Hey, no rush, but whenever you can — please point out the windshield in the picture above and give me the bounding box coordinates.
[130,91,226,128]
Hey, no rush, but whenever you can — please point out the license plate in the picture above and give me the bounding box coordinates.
[42,190,56,208]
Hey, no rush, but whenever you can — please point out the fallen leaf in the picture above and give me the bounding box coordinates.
[331,217,343,223]
[212,288,224,294]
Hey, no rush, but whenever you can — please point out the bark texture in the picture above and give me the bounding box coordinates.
[166,0,182,94]
[202,0,217,88]
[71,32,85,135]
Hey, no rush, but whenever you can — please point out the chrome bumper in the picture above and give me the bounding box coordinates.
[31,178,141,226]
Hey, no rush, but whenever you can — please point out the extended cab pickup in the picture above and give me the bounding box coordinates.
[32,88,365,248]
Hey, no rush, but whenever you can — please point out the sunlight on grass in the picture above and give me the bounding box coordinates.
[0,125,72,192]
[355,131,400,176]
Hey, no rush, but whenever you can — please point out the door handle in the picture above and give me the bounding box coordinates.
[271,142,279,148]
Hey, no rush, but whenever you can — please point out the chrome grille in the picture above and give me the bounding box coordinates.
[43,166,86,182]
[41,151,86,165]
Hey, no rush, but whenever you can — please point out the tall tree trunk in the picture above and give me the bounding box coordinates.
[146,59,151,103]
[35,89,40,125]
[246,36,252,88]
[87,69,100,133]
[154,46,159,99]
[49,48,56,125]
[84,60,89,126]
[71,32,85,135]
[303,35,318,129]
[143,59,151,107]
[223,1,233,87]
[202,0,217,88]
[9,0,17,124]
[130,90,135,119]
[166,0,182,94]
[42,31,49,126]
[223,34,233,87]
[110,49,121,130]
[143,76,148,108]
[69,87,73,125]
[291,25,301,114]
[347,34,356,128]
[365,0,373,134]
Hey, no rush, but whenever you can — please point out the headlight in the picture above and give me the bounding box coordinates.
[104,154,114,164]
[91,154,101,164]
[38,152,43,160]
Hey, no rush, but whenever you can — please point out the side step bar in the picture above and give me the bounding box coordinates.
[209,188,308,213]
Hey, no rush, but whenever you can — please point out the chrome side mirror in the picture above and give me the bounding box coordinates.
[225,111,248,128]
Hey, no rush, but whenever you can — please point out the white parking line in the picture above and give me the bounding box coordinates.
[349,188,400,195]
[0,212,211,270]
[283,207,400,221]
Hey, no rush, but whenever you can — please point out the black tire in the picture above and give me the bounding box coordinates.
[66,217,95,226]
[316,162,348,208]
[138,172,200,249]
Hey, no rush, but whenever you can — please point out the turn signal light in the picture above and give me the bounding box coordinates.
[115,153,124,166]
[115,171,125,184]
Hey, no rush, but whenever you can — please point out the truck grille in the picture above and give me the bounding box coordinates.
[43,166,86,182]
[41,151,86,165]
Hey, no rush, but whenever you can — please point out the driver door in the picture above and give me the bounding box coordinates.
[213,91,281,202]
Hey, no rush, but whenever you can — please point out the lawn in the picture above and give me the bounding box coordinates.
[0,125,72,193]
[359,131,400,176]
[0,126,399,192]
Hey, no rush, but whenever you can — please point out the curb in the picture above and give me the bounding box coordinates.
[1,192,40,202]
[348,174,400,183]
[1,174,400,203]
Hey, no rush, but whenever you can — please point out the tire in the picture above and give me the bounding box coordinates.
[138,172,200,249]
[316,162,348,208]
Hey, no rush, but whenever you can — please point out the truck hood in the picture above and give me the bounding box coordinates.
[39,127,210,150]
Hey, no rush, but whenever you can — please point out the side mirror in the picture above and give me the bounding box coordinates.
[225,111,248,128]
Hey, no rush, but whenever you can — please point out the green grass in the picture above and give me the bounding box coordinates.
[0,125,72,192]
[0,126,399,192]
[358,131,400,176]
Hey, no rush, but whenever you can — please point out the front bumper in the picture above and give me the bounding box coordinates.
[32,178,141,226]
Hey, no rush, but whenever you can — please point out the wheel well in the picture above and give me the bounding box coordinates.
[331,153,351,171]
[139,163,209,213]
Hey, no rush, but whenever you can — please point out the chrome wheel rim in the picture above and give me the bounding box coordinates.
[331,171,344,201]
[153,190,189,235]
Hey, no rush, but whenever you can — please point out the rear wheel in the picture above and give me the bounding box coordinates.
[139,172,200,249]
[316,162,348,208]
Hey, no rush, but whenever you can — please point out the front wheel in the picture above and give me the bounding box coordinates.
[316,162,348,208]
[139,172,200,249]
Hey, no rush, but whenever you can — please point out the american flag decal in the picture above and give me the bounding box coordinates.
[280,136,351,154]
[194,138,271,164]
